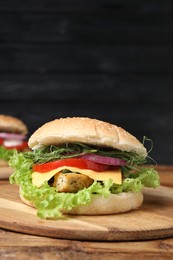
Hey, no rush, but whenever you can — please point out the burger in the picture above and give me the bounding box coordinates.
[9,117,160,219]
[0,114,28,178]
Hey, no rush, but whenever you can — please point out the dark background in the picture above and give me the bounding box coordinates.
[0,1,173,164]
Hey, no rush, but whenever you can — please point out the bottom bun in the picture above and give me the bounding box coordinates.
[0,166,13,179]
[19,188,143,215]
[0,159,13,179]
[62,192,143,215]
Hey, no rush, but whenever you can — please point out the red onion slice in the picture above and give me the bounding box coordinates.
[0,132,26,140]
[80,154,126,166]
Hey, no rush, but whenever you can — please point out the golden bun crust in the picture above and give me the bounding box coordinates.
[19,190,143,215]
[0,114,28,134]
[29,117,147,158]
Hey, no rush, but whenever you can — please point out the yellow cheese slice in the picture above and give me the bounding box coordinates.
[32,166,122,187]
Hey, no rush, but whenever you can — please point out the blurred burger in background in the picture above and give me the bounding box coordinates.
[0,114,29,179]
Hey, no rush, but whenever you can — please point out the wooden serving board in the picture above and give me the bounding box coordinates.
[0,183,173,241]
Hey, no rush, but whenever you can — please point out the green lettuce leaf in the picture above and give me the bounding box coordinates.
[111,168,160,194]
[0,146,16,161]
[9,151,160,219]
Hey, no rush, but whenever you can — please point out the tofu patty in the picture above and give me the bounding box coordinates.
[53,172,94,193]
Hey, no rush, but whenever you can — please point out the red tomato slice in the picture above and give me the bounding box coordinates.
[33,158,111,173]
[4,141,28,151]
[0,138,3,145]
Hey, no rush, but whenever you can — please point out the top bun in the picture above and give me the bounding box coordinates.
[28,117,147,158]
[0,114,28,134]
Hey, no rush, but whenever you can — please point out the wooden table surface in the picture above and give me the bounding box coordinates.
[0,165,173,260]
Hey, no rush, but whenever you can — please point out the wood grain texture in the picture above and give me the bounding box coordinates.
[0,183,173,241]
[0,44,172,73]
[0,166,173,259]
[0,228,173,260]
[0,0,173,165]
[1,13,172,44]
[0,1,173,258]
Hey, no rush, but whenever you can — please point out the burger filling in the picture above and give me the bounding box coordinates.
[53,172,94,193]
[0,132,28,163]
[9,142,160,219]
